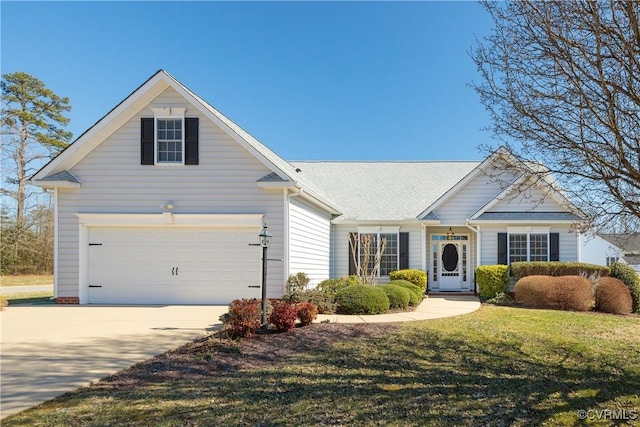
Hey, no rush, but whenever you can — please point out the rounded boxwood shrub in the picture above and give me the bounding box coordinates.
[595,277,633,315]
[609,262,640,314]
[389,280,423,305]
[283,290,336,314]
[389,269,427,293]
[476,265,509,300]
[378,284,411,310]
[515,275,593,312]
[316,277,358,296]
[335,285,390,315]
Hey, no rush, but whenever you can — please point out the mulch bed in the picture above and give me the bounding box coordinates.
[95,323,400,389]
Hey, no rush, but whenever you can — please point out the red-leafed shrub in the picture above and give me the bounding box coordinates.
[221,299,262,338]
[296,301,318,326]
[515,275,593,312]
[269,300,299,332]
[595,277,633,315]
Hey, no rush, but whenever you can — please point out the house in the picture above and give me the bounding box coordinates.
[582,234,640,272]
[30,70,584,304]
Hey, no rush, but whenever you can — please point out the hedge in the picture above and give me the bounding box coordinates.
[389,280,422,305]
[595,277,633,315]
[335,285,390,315]
[476,265,509,300]
[378,284,411,310]
[609,262,640,314]
[514,275,594,312]
[389,269,427,293]
[510,261,610,279]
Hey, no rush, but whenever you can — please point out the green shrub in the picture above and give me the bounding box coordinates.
[514,275,593,312]
[609,262,640,314]
[476,265,509,300]
[378,284,411,310]
[316,276,358,296]
[296,301,318,326]
[389,269,427,293]
[485,292,514,306]
[595,277,633,315]
[286,272,310,293]
[283,290,336,314]
[510,261,609,280]
[335,285,390,315]
[389,280,422,305]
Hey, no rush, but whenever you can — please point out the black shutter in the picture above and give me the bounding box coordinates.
[140,118,154,165]
[348,233,357,276]
[550,233,560,261]
[498,233,508,265]
[184,117,199,165]
[399,232,409,270]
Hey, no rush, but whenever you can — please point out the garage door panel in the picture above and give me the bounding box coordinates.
[88,227,261,304]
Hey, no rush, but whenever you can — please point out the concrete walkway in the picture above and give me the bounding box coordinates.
[317,295,480,323]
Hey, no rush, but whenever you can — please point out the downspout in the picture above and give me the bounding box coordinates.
[283,188,290,289]
[53,188,59,300]
[466,221,481,295]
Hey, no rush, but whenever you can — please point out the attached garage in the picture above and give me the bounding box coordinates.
[77,214,263,305]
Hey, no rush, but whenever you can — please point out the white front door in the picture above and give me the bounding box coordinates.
[438,242,463,290]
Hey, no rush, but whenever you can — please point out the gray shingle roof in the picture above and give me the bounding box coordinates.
[40,170,80,183]
[292,161,479,221]
[475,212,581,221]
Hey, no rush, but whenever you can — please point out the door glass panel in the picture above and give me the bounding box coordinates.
[442,243,459,273]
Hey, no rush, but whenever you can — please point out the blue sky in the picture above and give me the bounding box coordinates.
[2,1,496,161]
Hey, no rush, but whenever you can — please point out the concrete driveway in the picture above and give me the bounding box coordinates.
[1,304,226,419]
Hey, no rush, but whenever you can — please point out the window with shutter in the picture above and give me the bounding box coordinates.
[140,108,198,166]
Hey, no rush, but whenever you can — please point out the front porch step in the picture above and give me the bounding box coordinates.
[427,291,477,297]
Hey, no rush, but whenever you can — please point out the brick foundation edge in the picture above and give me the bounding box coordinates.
[55,297,80,304]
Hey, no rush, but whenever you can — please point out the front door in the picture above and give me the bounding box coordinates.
[438,242,463,290]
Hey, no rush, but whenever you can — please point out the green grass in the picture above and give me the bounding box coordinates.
[4,306,640,426]
[4,292,54,305]
[0,274,53,286]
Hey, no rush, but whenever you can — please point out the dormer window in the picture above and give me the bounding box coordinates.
[141,108,198,166]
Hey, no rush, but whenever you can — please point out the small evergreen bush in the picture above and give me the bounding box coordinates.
[389,280,423,305]
[595,277,633,315]
[485,292,514,306]
[389,269,427,293]
[378,284,411,310]
[476,265,509,299]
[335,285,390,315]
[296,301,319,326]
[286,272,310,293]
[316,276,359,296]
[269,300,299,332]
[609,262,640,314]
[283,290,336,314]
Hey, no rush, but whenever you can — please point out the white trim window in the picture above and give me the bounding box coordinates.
[355,227,400,277]
[152,107,185,165]
[508,232,549,263]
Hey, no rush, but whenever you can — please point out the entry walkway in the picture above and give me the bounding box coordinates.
[317,295,480,323]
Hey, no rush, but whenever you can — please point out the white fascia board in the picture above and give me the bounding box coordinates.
[467,219,576,225]
[331,218,440,226]
[257,181,293,189]
[29,180,81,189]
[32,73,171,180]
[75,213,264,228]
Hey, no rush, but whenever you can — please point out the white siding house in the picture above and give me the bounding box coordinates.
[31,70,586,304]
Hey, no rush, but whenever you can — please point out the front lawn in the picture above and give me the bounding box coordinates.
[0,274,53,286]
[4,306,639,426]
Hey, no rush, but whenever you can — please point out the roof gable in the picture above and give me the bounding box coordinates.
[31,70,339,213]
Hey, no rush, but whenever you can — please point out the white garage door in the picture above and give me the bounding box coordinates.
[87,227,261,304]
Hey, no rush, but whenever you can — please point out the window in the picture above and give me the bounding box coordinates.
[606,257,620,266]
[157,118,183,163]
[379,233,398,276]
[354,232,398,277]
[509,233,548,263]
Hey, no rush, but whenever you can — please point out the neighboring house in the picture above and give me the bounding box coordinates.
[583,234,640,272]
[31,70,585,304]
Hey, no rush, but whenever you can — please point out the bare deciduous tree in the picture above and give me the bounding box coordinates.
[349,233,387,285]
[471,0,640,235]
